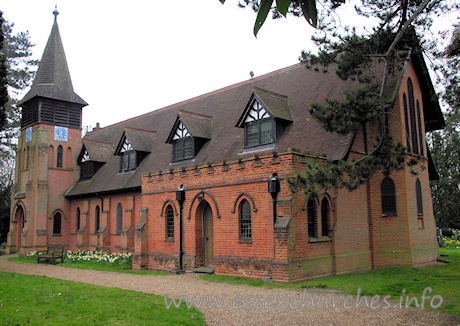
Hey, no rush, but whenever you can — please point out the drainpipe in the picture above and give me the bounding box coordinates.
[176,184,185,271]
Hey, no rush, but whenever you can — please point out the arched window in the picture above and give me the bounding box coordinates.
[416,100,424,156]
[76,207,80,231]
[53,212,62,234]
[95,205,100,232]
[416,178,423,215]
[57,145,63,168]
[307,199,317,238]
[403,93,411,153]
[407,78,419,155]
[381,177,397,216]
[239,199,252,239]
[116,203,123,234]
[165,205,174,239]
[321,198,329,237]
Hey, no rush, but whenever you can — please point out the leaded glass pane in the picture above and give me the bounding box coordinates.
[121,153,129,171]
[381,177,397,216]
[166,205,174,239]
[174,139,184,161]
[246,124,259,147]
[239,200,252,239]
[183,137,194,159]
[128,151,137,170]
[260,120,273,144]
[53,213,61,234]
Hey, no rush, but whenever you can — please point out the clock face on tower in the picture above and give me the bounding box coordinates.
[54,126,69,142]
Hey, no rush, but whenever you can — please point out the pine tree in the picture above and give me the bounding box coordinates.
[224,0,458,199]
[0,13,37,244]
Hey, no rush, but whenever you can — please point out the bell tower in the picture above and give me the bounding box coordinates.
[7,8,87,253]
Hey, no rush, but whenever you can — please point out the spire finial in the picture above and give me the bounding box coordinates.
[53,4,59,23]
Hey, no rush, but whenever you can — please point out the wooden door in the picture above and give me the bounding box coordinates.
[203,204,213,267]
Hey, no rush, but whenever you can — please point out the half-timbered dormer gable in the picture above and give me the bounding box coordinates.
[114,127,155,173]
[77,139,114,180]
[236,87,292,150]
[166,110,212,163]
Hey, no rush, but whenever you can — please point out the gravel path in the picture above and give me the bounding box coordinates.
[0,255,457,325]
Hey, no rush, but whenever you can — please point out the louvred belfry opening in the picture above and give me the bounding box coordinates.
[19,12,87,130]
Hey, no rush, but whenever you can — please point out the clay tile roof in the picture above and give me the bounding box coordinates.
[253,87,292,122]
[81,139,114,163]
[20,21,87,106]
[65,53,443,198]
[123,127,156,153]
[177,110,212,140]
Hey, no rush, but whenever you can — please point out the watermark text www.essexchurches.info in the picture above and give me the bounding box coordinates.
[164,287,443,311]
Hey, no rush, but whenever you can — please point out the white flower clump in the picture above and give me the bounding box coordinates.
[65,250,132,264]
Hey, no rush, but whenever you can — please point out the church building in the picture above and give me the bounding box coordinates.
[7,11,444,281]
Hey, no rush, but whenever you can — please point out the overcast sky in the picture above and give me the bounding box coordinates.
[2,1,457,132]
[1,0,327,131]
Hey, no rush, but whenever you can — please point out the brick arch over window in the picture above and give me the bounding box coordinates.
[381,177,397,216]
[187,191,221,219]
[160,199,178,217]
[231,192,258,214]
[416,178,423,215]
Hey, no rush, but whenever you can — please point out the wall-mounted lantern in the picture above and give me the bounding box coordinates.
[268,173,280,224]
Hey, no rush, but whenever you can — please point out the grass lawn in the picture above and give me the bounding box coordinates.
[9,255,168,275]
[0,272,204,325]
[200,248,460,319]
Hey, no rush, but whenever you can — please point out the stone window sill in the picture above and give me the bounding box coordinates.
[308,236,331,243]
[238,238,252,244]
[52,233,62,237]
[165,238,174,242]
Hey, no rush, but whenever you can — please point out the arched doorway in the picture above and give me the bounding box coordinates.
[199,202,213,267]
[15,205,25,249]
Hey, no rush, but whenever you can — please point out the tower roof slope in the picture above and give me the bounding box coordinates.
[21,20,87,106]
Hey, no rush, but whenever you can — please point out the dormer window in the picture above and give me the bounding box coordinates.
[166,111,212,163]
[119,137,136,172]
[236,88,292,152]
[77,140,112,180]
[80,149,93,179]
[172,122,194,162]
[81,150,90,163]
[244,100,274,147]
